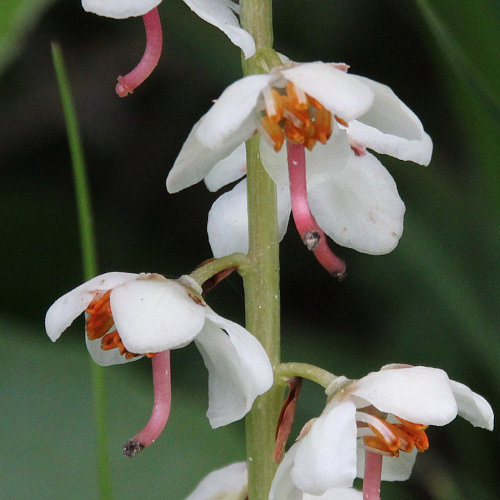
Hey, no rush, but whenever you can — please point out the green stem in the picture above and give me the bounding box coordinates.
[189,253,249,286]
[240,3,280,499]
[277,362,337,389]
[51,43,112,500]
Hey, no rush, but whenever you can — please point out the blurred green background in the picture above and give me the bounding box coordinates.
[1,0,498,498]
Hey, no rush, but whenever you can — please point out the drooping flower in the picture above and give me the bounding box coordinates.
[45,272,273,455]
[270,364,493,498]
[81,0,255,96]
[185,461,362,500]
[166,61,432,275]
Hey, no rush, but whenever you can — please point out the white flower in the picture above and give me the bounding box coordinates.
[272,364,493,496]
[185,462,362,500]
[81,0,255,58]
[45,272,273,428]
[166,61,432,258]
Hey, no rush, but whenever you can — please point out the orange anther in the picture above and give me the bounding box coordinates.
[314,109,332,144]
[286,81,308,111]
[265,89,285,123]
[262,116,285,151]
[334,115,349,127]
[86,290,114,340]
[284,120,306,145]
[308,95,325,110]
[364,415,430,457]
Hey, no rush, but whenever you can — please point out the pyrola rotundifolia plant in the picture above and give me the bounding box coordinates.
[45,2,494,499]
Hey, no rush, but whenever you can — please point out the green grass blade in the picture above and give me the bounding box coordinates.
[51,41,113,500]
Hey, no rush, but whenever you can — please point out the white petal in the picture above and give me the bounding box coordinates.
[355,442,418,482]
[348,76,433,165]
[207,178,291,258]
[186,462,248,500]
[291,399,358,494]
[110,279,206,353]
[195,74,273,150]
[204,143,247,192]
[308,153,405,255]
[269,444,307,500]
[303,487,363,500]
[45,272,138,341]
[82,0,161,18]
[259,139,290,188]
[195,310,273,428]
[85,335,143,366]
[208,179,250,257]
[449,380,494,430]
[167,121,250,193]
[281,62,374,122]
[352,366,458,426]
[183,0,256,58]
[305,126,351,189]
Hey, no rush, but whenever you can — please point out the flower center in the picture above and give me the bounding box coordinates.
[261,81,334,152]
[357,411,429,457]
[85,290,154,359]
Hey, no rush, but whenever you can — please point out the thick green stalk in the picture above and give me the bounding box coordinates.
[52,43,112,500]
[240,3,281,499]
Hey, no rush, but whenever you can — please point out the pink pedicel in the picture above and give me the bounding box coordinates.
[363,450,383,500]
[287,141,346,278]
[123,350,172,457]
[115,8,163,97]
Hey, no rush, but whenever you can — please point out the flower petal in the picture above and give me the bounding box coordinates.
[269,444,308,500]
[85,336,143,367]
[355,441,418,482]
[45,272,138,342]
[196,74,273,150]
[185,462,248,500]
[281,62,374,122]
[195,309,273,428]
[303,487,363,500]
[110,278,206,353]
[82,0,161,18]
[183,0,256,58]
[204,142,247,192]
[167,75,272,193]
[449,380,494,430]
[167,122,249,193]
[308,153,405,255]
[348,76,433,165]
[304,126,351,189]
[291,399,358,494]
[207,178,291,257]
[352,366,458,426]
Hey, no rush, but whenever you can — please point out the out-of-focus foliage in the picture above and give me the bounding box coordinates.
[0,0,55,73]
[0,0,498,498]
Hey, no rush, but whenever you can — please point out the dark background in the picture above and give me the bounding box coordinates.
[1,0,498,498]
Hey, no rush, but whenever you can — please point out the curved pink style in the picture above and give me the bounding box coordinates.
[123,350,172,457]
[287,141,346,277]
[115,8,163,97]
[363,450,383,500]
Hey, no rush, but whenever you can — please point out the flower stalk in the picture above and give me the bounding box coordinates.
[277,362,337,389]
[240,2,282,498]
